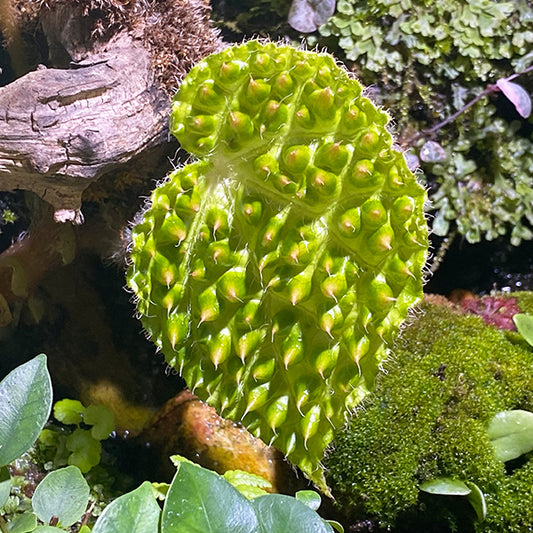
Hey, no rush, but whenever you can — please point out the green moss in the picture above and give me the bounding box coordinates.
[326,296,533,531]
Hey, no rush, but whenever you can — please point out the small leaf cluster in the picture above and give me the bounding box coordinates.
[428,104,533,245]
[0,355,342,532]
[326,295,533,531]
[0,355,91,532]
[39,400,115,474]
[320,0,532,82]
[315,0,533,246]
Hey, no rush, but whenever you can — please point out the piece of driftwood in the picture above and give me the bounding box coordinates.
[0,31,170,220]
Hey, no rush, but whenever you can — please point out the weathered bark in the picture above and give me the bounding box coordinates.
[0,30,170,220]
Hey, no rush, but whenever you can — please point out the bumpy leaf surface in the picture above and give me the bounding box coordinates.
[127,41,428,489]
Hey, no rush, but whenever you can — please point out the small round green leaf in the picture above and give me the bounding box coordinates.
[0,354,52,466]
[6,511,37,533]
[251,494,334,533]
[513,314,533,347]
[53,399,85,425]
[295,490,321,511]
[0,465,11,508]
[32,466,89,527]
[93,481,161,533]
[84,405,115,440]
[465,481,487,522]
[487,409,533,462]
[161,461,259,533]
[419,477,471,496]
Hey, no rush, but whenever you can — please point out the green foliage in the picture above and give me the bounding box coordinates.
[0,355,52,467]
[222,469,272,499]
[92,482,160,533]
[321,0,531,81]
[487,410,533,462]
[326,298,533,531]
[39,399,115,473]
[32,466,90,528]
[159,458,336,533]
[318,0,533,245]
[420,478,487,522]
[428,105,533,245]
[513,313,533,346]
[0,356,93,533]
[0,356,340,533]
[126,40,428,490]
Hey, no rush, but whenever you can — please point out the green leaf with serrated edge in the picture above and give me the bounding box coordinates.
[251,494,334,533]
[465,481,487,522]
[161,461,259,533]
[53,399,85,426]
[127,41,428,492]
[513,314,533,347]
[223,470,272,499]
[419,477,471,496]
[487,409,533,462]
[295,490,321,511]
[84,405,115,440]
[32,466,89,528]
[0,465,11,509]
[0,354,52,466]
[151,481,169,501]
[6,511,37,533]
[93,482,160,533]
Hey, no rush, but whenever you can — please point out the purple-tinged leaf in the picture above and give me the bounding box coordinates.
[496,78,532,118]
[288,0,336,33]
[419,140,447,163]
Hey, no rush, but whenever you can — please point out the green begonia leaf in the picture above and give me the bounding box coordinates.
[419,477,471,496]
[6,512,37,533]
[513,314,533,347]
[93,481,161,533]
[161,461,259,533]
[32,466,89,527]
[33,527,66,532]
[251,494,334,533]
[0,354,52,466]
[487,409,533,462]
[223,470,271,499]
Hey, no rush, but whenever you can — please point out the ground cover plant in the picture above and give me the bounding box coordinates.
[317,0,533,246]
[0,355,340,532]
[326,295,533,532]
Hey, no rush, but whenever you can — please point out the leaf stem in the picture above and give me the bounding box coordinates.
[413,63,533,142]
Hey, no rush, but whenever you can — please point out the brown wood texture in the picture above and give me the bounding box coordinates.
[0,6,170,219]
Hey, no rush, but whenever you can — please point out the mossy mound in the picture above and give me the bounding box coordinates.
[326,293,533,532]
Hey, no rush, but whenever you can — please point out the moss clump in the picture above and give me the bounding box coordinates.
[326,295,533,532]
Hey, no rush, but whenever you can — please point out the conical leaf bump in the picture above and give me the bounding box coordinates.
[127,42,428,490]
